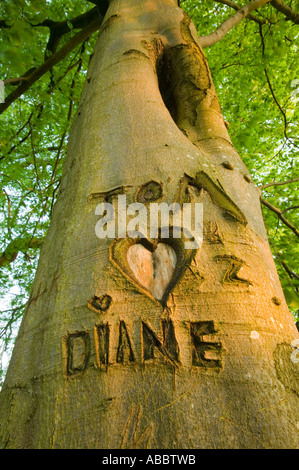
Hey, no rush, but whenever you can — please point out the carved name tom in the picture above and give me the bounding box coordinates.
[64,331,91,376]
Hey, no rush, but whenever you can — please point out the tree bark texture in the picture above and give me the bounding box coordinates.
[0,0,298,449]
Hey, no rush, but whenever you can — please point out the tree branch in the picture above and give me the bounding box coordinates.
[260,176,299,189]
[38,6,102,55]
[280,258,299,281]
[0,15,104,115]
[0,20,9,28]
[270,0,299,24]
[261,198,299,238]
[0,7,108,96]
[29,121,43,194]
[0,302,28,341]
[199,0,271,48]
[2,188,11,218]
[1,5,109,54]
[3,77,29,85]
[87,0,110,14]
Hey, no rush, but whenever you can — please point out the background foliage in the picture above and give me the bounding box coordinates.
[0,0,298,385]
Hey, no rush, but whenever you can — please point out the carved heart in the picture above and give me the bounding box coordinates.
[127,243,177,300]
[109,231,198,304]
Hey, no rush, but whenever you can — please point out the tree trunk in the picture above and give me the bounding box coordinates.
[0,0,298,449]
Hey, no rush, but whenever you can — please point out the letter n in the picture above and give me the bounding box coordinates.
[117,321,135,364]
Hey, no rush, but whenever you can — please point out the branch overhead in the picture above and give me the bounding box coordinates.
[87,0,110,15]
[261,198,299,238]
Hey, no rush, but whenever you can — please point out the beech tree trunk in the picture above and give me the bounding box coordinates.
[0,0,298,449]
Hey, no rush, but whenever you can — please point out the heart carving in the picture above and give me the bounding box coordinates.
[109,230,198,304]
[127,243,177,300]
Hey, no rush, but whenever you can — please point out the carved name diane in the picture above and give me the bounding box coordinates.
[63,317,223,376]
